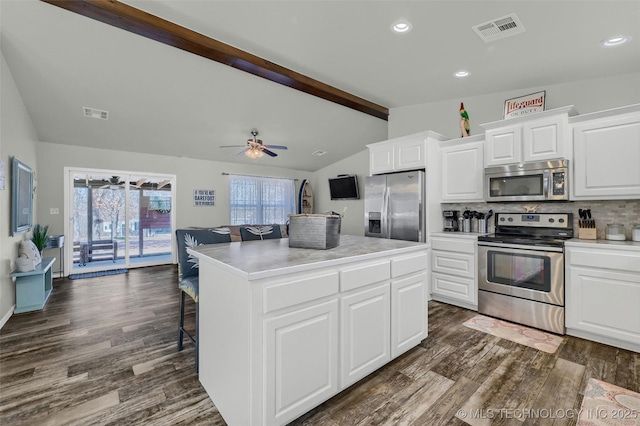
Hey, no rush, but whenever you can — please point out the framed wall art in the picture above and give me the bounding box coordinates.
[0,159,5,190]
[194,189,215,206]
[11,156,34,236]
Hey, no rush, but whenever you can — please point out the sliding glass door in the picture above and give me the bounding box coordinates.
[65,168,175,275]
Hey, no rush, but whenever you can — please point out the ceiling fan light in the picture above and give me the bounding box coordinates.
[245,148,264,159]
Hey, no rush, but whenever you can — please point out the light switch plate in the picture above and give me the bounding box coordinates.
[50,208,59,215]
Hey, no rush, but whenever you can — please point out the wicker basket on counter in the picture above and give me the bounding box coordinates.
[288,214,341,250]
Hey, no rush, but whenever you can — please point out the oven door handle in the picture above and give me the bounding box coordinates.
[477,241,564,253]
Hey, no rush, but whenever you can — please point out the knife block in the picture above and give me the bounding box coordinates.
[578,221,597,240]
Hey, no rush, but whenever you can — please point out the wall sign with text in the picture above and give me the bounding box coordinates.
[194,189,215,206]
[503,91,545,119]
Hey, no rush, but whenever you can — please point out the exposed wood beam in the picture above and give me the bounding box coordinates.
[41,0,389,121]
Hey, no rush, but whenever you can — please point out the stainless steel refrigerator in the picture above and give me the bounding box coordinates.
[364,170,425,242]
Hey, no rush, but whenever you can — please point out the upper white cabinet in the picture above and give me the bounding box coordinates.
[368,143,395,174]
[439,135,484,202]
[367,131,448,175]
[483,123,522,166]
[570,104,640,200]
[481,106,576,167]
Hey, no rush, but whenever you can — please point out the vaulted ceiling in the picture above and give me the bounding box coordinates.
[2,1,639,171]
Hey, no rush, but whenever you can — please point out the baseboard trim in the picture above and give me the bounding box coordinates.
[0,305,16,330]
[431,295,478,312]
[566,328,639,353]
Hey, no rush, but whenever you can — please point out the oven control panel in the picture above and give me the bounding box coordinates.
[496,213,572,229]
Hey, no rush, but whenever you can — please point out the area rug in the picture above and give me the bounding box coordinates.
[68,269,128,280]
[577,378,640,425]
[462,315,563,353]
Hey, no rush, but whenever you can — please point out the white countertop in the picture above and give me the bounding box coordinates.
[189,235,429,280]
[566,238,640,251]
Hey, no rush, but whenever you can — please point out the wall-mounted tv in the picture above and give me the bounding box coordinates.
[328,175,359,200]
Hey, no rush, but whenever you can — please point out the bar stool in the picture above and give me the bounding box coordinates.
[178,276,199,370]
[176,228,231,372]
[239,225,282,241]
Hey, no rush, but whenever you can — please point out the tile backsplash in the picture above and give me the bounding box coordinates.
[442,200,640,240]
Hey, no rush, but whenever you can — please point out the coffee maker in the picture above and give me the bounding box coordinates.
[443,210,459,232]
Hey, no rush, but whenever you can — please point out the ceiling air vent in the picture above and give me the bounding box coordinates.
[83,107,109,120]
[472,13,525,43]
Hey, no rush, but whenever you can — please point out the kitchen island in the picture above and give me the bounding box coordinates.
[189,235,429,426]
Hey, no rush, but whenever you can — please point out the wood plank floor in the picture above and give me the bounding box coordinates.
[1,265,638,425]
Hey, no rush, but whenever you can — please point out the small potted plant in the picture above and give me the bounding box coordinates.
[31,224,49,255]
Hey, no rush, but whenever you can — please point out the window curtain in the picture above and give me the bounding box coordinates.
[229,175,295,225]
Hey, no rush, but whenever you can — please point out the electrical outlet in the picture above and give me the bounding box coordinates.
[50,208,59,215]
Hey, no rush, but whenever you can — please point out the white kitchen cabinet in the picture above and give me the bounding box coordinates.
[430,234,478,310]
[570,104,640,200]
[340,283,390,388]
[368,143,395,174]
[389,252,429,357]
[395,138,429,171]
[440,135,484,202]
[481,106,575,167]
[265,300,339,426]
[391,272,427,357]
[367,130,448,175]
[565,241,640,352]
[522,113,568,163]
[339,253,428,385]
[484,123,521,166]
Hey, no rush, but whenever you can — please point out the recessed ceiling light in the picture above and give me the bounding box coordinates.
[391,21,412,33]
[600,35,631,47]
[312,150,327,156]
[454,70,470,77]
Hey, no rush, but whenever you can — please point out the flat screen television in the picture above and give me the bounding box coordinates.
[328,175,359,200]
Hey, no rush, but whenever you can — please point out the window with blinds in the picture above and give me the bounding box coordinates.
[229,175,295,225]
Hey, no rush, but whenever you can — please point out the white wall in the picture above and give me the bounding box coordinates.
[35,143,311,235]
[312,150,369,236]
[0,52,40,326]
[388,72,640,139]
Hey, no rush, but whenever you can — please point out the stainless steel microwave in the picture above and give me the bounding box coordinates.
[484,159,569,202]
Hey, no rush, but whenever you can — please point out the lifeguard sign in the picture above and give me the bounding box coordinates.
[503,91,545,119]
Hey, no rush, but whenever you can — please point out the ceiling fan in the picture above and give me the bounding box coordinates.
[156,179,171,189]
[99,176,147,189]
[220,130,288,159]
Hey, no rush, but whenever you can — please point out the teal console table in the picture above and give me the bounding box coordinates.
[10,257,55,313]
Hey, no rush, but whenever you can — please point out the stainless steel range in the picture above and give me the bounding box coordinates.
[477,212,573,335]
